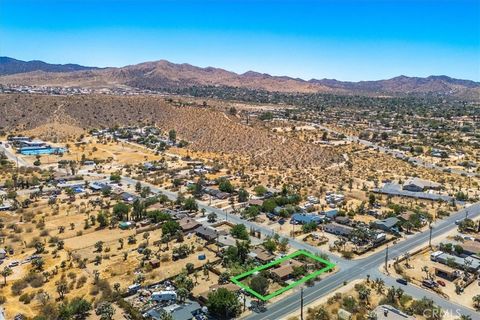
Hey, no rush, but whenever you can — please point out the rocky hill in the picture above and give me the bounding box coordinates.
[0,57,99,76]
[1,57,478,99]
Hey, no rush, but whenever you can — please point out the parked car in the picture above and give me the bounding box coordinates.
[422,279,438,288]
[8,260,19,268]
[437,280,446,287]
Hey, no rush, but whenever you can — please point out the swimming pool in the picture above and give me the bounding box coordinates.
[20,148,67,155]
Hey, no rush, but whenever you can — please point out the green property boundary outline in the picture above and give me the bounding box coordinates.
[230,250,336,301]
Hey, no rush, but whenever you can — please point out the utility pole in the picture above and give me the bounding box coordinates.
[242,290,246,312]
[300,287,304,320]
[429,223,433,248]
[384,244,389,272]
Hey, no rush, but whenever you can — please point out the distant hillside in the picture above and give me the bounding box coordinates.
[0,57,98,75]
[309,75,480,96]
[1,57,479,100]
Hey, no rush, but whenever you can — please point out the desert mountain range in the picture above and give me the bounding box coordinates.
[1,57,479,99]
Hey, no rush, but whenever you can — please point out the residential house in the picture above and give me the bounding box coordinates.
[371,217,400,234]
[157,301,203,320]
[431,251,480,273]
[179,218,201,234]
[195,226,223,242]
[335,216,351,225]
[146,202,164,212]
[199,283,240,302]
[270,260,303,280]
[324,209,339,220]
[459,240,480,256]
[203,187,230,200]
[250,247,275,263]
[434,264,460,281]
[373,305,415,320]
[89,181,109,192]
[120,192,138,203]
[402,178,441,192]
[217,235,237,247]
[290,213,323,225]
[398,211,415,222]
[324,223,353,237]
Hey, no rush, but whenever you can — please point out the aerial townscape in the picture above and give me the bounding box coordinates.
[0,1,479,320]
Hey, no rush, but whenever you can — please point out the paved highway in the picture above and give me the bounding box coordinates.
[0,143,29,167]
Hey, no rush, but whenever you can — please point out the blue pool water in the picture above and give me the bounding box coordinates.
[20,148,67,155]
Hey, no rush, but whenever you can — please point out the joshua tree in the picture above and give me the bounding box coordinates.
[203,264,210,280]
[96,302,115,320]
[0,267,12,285]
[177,287,189,303]
[94,241,104,253]
[421,266,430,279]
[143,232,150,245]
[55,279,68,299]
[472,294,480,310]
[374,278,385,294]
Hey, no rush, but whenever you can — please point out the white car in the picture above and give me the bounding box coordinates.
[8,260,19,268]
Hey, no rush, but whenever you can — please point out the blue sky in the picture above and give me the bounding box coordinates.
[0,0,479,81]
